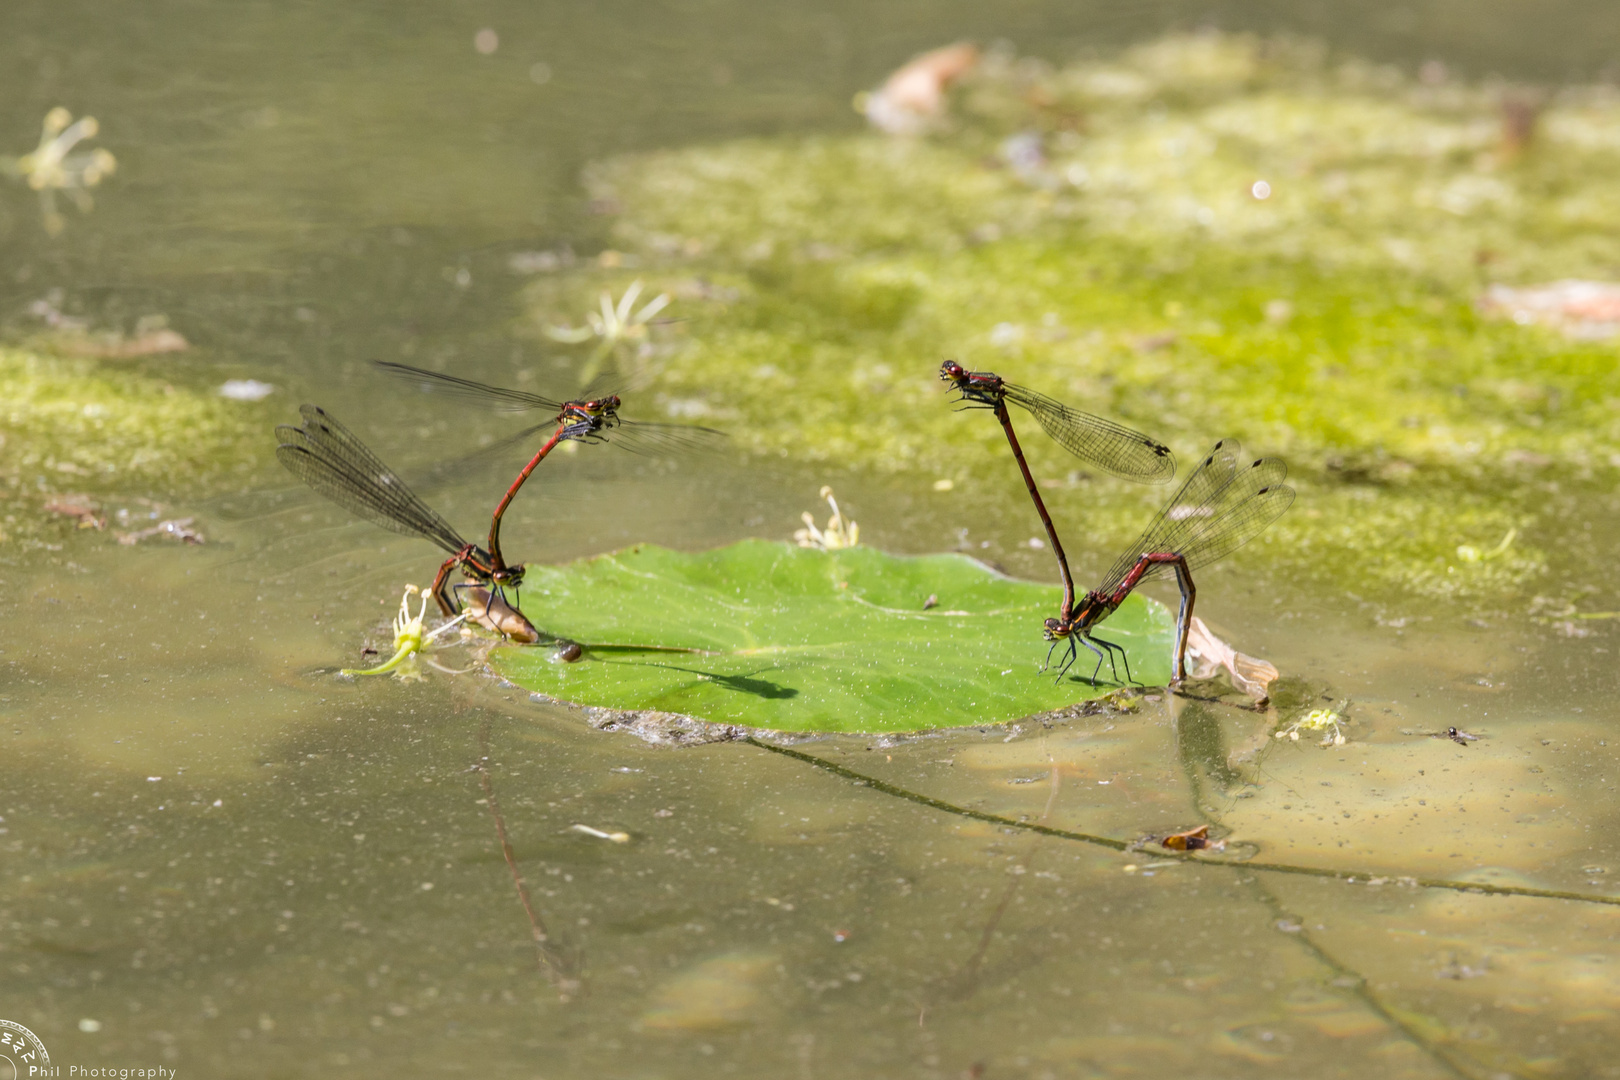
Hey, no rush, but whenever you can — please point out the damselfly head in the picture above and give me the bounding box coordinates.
[1042,617,1069,640]
[939,360,1004,405]
[492,564,525,588]
[557,398,622,442]
[565,395,621,421]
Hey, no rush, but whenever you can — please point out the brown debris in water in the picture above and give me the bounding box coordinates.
[1478,279,1620,339]
[27,296,189,358]
[53,326,190,360]
[1496,93,1543,162]
[44,495,105,530]
[858,42,981,136]
[1160,824,1224,852]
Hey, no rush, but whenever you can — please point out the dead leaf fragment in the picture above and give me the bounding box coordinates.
[44,495,104,529]
[1184,616,1278,703]
[860,42,980,135]
[53,327,189,359]
[1478,280,1620,339]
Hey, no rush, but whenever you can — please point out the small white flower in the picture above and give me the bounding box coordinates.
[795,486,859,550]
[545,279,671,347]
[3,108,117,235]
[341,585,466,681]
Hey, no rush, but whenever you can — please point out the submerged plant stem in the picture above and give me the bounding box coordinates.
[1169,699,1473,1080]
[1246,874,1478,1080]
[476,719,579,996]
[952,756,1060,999]
[749,735,1514,1075]
[742,737,1620,909]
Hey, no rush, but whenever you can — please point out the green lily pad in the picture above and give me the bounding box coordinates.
[489,540,1174,733]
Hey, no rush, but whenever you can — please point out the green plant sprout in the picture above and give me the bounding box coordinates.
[1275,708,1347,747]
[793,486,859,550]
[342,585,468,681]
[2,107,117,236]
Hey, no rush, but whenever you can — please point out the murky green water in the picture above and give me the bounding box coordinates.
[5,2,1620,1077]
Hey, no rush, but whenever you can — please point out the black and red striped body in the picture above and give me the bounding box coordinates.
[941,359,1189,682]
[1042,553,1196,687]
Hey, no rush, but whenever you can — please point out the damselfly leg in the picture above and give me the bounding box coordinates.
[1042,634,1078,681]
[1090,633,1135,685]
[1042,630,1133,686]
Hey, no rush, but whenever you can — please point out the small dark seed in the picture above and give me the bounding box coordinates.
[557,641,584,663]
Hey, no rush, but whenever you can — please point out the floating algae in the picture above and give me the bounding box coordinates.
[524,32,1620,609]
[0,346,262,547]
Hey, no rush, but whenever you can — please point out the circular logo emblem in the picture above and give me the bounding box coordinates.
[0,1019,49,1080]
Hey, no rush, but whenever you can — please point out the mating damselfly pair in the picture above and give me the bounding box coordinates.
[276,355,1291,694]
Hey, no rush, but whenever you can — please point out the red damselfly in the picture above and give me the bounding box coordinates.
[1044,439,1294,685]
[375,361,724,567]
[276,404,537,638]
[940,361,1175,484]
[940,360,1176,629]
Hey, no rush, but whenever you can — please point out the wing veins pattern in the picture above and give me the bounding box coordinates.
[377,361,727,455]
[275,404,467,554]
[374,361,564,413]
[1004,383,1176,483]
[1095,440,1293,593]
[610,420,728,456]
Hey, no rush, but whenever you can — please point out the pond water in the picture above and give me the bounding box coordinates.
[4,2,1620,1077]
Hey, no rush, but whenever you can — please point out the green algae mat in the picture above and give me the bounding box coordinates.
[508,31,1620,612]
[490,540,1173,733]
[0,346,265,547]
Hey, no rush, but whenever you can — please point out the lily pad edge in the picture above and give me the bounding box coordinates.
[511,681,1153,748]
